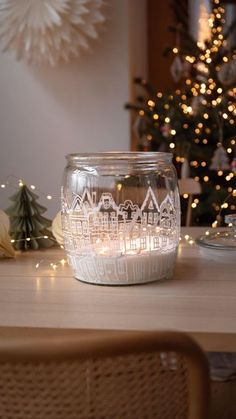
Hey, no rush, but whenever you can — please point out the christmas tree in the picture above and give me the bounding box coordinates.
[126,0,236,225]
[6,184,54,250]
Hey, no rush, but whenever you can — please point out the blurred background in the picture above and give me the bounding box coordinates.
[0,0,235,225]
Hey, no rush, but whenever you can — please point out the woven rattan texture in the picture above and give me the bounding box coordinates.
[210,380,236,419]
[0,351,188,419]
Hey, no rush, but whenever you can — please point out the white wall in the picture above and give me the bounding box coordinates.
[0,0,147,217]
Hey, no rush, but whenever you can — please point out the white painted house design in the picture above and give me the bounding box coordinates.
[61,186,177,256]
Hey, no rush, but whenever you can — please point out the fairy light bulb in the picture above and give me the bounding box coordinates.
[221,203,228,209]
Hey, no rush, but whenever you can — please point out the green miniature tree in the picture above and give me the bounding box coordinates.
[6,184,54,250]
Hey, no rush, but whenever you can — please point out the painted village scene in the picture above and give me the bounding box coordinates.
[61,186,179,255]
[61,187,179,283]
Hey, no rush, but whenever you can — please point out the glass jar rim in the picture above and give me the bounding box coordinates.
[66,151,173,164]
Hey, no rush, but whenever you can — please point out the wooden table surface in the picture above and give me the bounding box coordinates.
[0,227,235,352]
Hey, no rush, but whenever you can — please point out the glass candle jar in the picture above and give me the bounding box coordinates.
[61,152,180,285]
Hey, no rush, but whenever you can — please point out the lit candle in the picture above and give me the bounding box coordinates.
[71,238,177,285]
[64,212,178,285]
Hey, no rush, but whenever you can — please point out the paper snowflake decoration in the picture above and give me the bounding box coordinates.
[0,0,106,66]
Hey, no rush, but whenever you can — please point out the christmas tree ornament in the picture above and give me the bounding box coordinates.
[6,184,55,251]
[182,61,192,78]
[161,123,171,138]
[0,0,106,66]
[191,96,202,115]
[194,0,211,43]
[196,62,209,82]
[217,60,236,86]
[133,115,147,142]
[181,159,190,179]
[210,145,230,171]
[231,158,236,173]
[170,55,183,82]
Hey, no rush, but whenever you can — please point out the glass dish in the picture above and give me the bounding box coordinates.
[196,214,236,264]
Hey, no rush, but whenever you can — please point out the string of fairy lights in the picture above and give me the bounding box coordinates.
[134,0,236,220]
[0,174,53,200]
[0,174,235,271]
[179,0,236,214]
[171,0,236,122]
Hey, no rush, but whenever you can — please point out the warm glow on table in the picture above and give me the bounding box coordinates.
[0,227,235,352]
